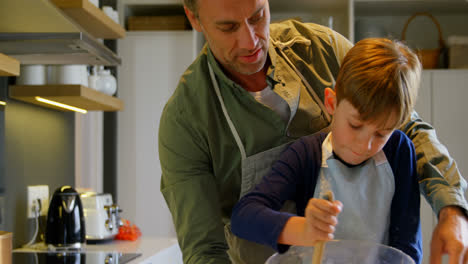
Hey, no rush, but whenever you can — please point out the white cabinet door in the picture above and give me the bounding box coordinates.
[416,70,468,264]
[416,71,433,123]
[117,31,194,237]
[416,71,437,264]
[432,70,468,180]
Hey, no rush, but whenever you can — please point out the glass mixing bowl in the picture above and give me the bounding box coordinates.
[265,240,415,264]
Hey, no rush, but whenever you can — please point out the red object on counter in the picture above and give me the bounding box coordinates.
[115,219,141,241]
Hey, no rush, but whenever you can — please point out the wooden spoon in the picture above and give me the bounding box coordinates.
[311,190,334,264]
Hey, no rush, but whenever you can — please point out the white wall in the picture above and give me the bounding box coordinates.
[75,111,104,193]
[117,31,195,237]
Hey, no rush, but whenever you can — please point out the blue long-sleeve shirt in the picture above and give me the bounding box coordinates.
[231,131,422,263]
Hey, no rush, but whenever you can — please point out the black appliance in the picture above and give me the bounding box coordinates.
[45,186,86,248]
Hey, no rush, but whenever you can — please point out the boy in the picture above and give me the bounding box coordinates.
[230,38,422,263]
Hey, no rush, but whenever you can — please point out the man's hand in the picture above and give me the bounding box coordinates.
[430,206,468,264]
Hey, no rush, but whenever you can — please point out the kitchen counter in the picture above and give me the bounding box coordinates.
[14,237,183,264]
[86,237,182,263]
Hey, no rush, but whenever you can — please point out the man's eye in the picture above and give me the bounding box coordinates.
[219,24,237,32]
[250,14,263,23]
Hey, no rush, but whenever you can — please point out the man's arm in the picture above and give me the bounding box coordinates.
[159,104,230,264]
[399,111,468,264]
[399,111,468,214]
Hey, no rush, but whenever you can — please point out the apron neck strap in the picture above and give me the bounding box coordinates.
[208,62,247,160]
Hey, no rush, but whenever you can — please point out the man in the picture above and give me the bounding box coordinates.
[158,0,468,263]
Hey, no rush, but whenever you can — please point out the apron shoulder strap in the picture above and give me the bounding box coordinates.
[307,132,328,199]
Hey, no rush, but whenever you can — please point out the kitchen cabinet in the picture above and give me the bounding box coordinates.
[414,71,436,264]
[430,70,468,177]
[0,54,19,76]
[51,0,126,39]
[273,0,468,46]
[353,0,468,49]
[270,0,351,42]
[415,70,468,264]
[417,70,468,187]
[1,0,125,111]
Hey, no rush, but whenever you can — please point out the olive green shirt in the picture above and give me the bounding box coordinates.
[159,20,467,264]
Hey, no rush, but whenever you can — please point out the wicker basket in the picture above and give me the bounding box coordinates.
[401,12,445,69]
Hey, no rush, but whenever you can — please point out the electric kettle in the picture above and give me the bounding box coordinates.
[45,186,86,249]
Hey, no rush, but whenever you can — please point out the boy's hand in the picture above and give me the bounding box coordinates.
[304,198,343,243]
[277,198,342,246]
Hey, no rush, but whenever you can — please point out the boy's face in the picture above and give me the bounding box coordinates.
[325,89,397,165]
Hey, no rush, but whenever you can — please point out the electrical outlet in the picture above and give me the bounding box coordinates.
[27,185,49,218]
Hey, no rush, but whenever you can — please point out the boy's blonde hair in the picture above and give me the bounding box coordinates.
[334,38,421,129]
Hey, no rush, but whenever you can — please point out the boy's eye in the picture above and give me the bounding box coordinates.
[376,131,392,138]
[376,133,386,138]
[349,122,361,129]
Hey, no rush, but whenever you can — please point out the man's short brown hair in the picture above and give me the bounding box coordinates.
[184,0,199,17]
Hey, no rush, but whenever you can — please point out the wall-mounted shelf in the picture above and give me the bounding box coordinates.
[51,0,126,39]
[10,85,123,111]
[0,53,20,76]
[355,0,468,16]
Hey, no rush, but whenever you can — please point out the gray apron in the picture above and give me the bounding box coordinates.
[314,134,395,244]
[208,57,328,263]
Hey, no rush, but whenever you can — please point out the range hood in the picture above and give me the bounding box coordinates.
[0,0,122,65]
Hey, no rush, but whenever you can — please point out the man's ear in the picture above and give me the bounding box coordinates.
[184,6,202,32]
[324,87,337,115]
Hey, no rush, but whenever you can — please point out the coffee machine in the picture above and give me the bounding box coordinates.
[45,186,86,249]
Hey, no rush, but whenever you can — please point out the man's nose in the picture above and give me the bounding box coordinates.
[238,23,258,50]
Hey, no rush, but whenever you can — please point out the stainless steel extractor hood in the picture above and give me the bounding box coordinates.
[0,0,121,65]
[0,32,121,65]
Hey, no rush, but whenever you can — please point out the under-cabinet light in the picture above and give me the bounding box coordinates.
[35,96,87,114]
[0,101,5,106]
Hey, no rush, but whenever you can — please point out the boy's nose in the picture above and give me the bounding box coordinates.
[356,135,373,153]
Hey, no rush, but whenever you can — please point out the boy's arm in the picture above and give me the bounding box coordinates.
[387,132,422,264]
[230,140,307,253]
[231,136,325,252]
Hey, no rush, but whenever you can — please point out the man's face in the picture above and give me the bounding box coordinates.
[187,0,270,76]
[329,99,397,165]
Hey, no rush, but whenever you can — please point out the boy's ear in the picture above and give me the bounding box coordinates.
[184,6,202,32]
[324,87,337,115]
